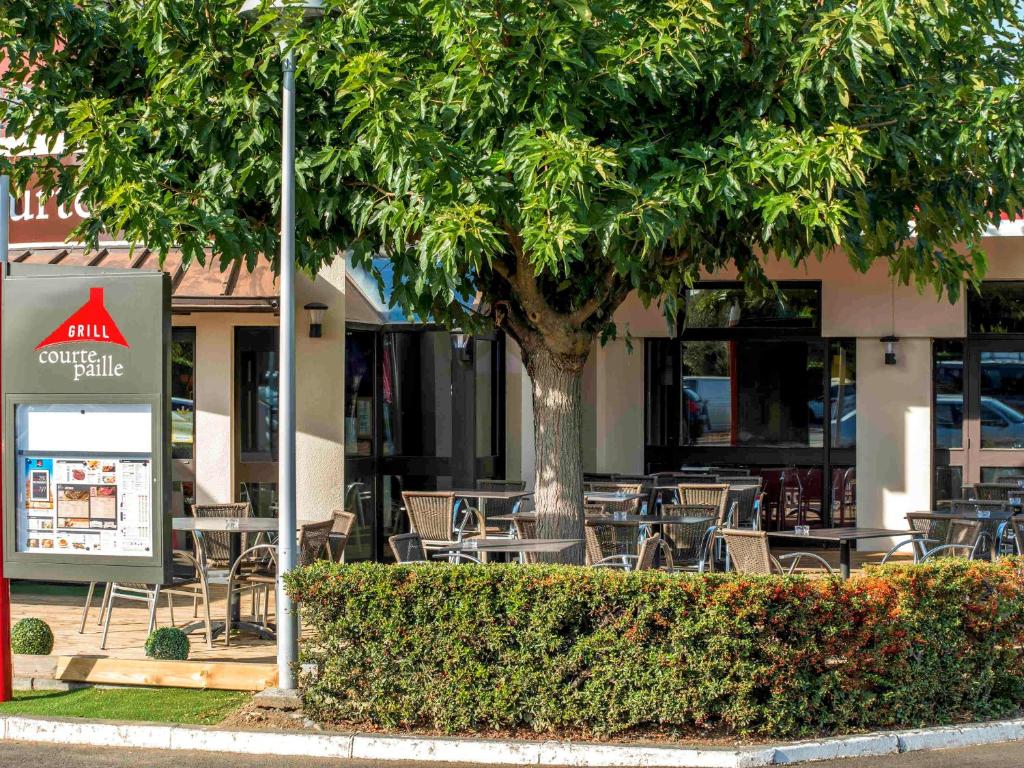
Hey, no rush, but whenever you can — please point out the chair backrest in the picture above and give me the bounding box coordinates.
[192,502,252,564]
[298,519,335,567]
[720,529,776,575]
[1013,516,1024,555]
[345,482,372,525]
[678,484,730,524]
[906,512,951,542]
[973,483,1011,501]
[586,483,642,515]
[949,499,1008,513]
[389,532,427,563]
[945,518,983,550]
[402,491,457,542]
[995,475,1024,486]
[583,518,634,564]
[635,534,672,572]
[476,479,527,520]
[659,507,713,567]
[725,485,759,527]
[331,509,356,537]
[719,476,762,488]
[674,473,719,483]
[584,502,607,517]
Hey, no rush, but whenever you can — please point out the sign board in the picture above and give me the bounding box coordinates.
[2,263,171,583]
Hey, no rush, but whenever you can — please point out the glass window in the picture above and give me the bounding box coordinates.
[645,339,676,446]
[979,351,1024,449]
[681,339,825,447]
[969,282,1024,334]
[381,331,452,457]
[829,340,856,449]
[475,339,495,457]
[236,327,279,462]
[345,331,376,457]
[934,340,964,449]
[683,285,820,332]
[171,328,196,460]
[982,467,1024,483]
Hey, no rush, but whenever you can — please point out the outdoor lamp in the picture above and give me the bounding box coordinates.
[304,302,328,338]
[881,335,900,366]
[453,332,474,363]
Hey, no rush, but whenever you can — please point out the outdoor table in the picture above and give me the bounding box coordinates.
[432,537,581,564]
[172,516,279,640]
[767,527,921,579]
[585,491,645,504]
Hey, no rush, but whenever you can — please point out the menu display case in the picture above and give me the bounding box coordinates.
[3,265,171,584]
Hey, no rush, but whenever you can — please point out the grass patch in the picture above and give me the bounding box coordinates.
[10,581,89,598]
[0,688,249,725]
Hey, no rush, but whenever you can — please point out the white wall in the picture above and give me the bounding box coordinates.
[855,337,933,548]
[504,339,536,489]
[174,259,347,524]
[594,339,645,474]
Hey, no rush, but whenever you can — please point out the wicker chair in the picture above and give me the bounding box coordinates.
[327,509,356,562]
[920,519,984,561]
[513,517,539,563]
[586,483,643,516]
[584,517,636,567]
[720,529,836,576]
[403,491,483,554]
[390,532,428,562]
[881,512,950,563]
[677,484,730,525]
[972,483,1011,501]
[658,505,715,572]
[192,502,252,567]
[634,534,673,572]
[584,502,607,517]
[725,485,759,529]
[1013,517,1024,555]
[476,479,527,536]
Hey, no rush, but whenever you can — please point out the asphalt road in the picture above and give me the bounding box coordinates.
[1,740,1024,766]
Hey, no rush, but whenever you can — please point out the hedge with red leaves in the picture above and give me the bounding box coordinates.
[286,559,1024,738]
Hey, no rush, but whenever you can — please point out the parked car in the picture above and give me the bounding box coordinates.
[837,394,1024,449]
[682,387,709,442]
[808,382,857,422]
[683,376,731,434]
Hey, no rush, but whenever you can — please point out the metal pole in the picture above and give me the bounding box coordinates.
[0,173,11,703]
[276,49,299,691]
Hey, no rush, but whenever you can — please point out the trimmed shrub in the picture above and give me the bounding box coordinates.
[11,618,54,655]
[287,559,1024,739]
[145,627,190,661]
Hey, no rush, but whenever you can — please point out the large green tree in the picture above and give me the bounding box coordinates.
[3,0,1023,554]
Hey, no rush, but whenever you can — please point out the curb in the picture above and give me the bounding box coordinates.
[1,714,1024,766]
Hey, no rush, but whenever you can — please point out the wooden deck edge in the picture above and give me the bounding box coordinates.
[15,655,277,692]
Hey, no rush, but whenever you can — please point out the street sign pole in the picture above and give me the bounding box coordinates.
[0,173,13,703]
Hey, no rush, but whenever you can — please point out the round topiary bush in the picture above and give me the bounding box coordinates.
[144,627,190,661]
[11,618,54,655]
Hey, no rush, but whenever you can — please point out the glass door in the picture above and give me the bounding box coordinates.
[964,341,1024,484]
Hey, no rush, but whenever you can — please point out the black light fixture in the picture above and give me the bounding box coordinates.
[304,302,328,338]
[453,331,473,363]
[881,335,900,365]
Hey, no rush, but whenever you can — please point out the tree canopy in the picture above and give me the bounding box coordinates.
[3,0,1023,371]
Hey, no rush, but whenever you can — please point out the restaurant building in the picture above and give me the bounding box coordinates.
[9,183,1024,557]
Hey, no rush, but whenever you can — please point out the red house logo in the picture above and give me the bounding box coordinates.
[35,287,129,350]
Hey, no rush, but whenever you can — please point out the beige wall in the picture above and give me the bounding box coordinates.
[855,337,933,548]
[593,339,645,475]
[504,339,536,489]
[174,259,347,524]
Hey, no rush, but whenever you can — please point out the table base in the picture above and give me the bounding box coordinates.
[180,619,276,641]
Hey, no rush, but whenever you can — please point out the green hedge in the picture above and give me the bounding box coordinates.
[286,559,1024,738]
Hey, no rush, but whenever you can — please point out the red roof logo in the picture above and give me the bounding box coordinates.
[35,287,129,350]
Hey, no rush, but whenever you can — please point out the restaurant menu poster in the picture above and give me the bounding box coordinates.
[17,456,153,557]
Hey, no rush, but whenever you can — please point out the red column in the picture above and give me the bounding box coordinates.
[0,266,10,702]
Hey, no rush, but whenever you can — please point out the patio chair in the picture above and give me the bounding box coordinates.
[584,517,636,567]
[919,519,984,561]
[513,517,539,563]
[972,483,1011,502]
[677,484,730,525]
[1012,517,1024,555]
[224,518,335,647]
[390,532,427,562]
[881,512,950,563]
[326,509,356,562]
[476,479,527,536]
[725,485,759,529]
[192,502,252,567]
[590,533,672,572]
[584,502,607,517]
[720,529,836,576]
[658,505,715,572]
[586,482,643,516]
[100,548,214,650]
[402,491,484,556]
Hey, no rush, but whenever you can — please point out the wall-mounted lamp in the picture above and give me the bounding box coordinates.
[880,335,900,366]
[304,302,328,338]
[726,298,742,327]
[453,331,473,363]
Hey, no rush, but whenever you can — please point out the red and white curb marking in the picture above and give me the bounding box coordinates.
[1,714,1024,766]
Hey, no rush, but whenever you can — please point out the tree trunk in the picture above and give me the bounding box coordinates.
[527,347,586,564]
